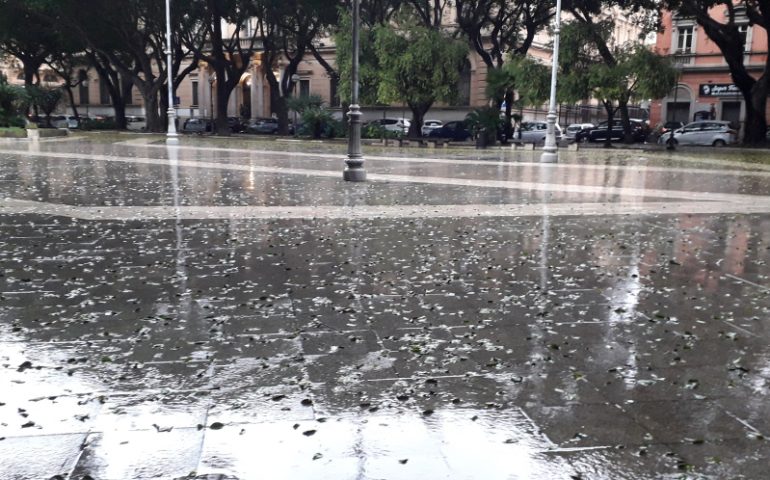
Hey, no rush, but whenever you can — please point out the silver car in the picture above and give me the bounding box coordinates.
[513,121,562,144]
[658,121,737,146]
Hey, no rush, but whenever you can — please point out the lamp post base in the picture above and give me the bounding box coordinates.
[540,150,558,163]
[343,164,367,182]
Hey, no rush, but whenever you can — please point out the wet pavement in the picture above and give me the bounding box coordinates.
[1,134,769,479]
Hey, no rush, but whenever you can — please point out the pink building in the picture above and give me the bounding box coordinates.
[650,9,770,136]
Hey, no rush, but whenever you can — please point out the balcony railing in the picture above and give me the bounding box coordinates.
[672,52,694,65]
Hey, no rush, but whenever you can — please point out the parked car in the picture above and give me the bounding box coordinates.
[421,119,443,136]
[227,117,246,133]
[513,121,562,144]
[427,120,472,141]
[657,121,737,146]
[564,123,594,142]
[182,118,212,134]
[367,117,411,134]
[126,116,147,131]
[247,117,279,134]
[246,118,296,134]
[587,119,649,143]
[50,115,80,129]
[661,120,684,134]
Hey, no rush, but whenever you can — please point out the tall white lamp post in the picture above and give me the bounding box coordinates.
[165,0,179,143]
[540,0,563,163]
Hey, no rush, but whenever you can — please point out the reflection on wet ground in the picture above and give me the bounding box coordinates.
[1,135,769,479]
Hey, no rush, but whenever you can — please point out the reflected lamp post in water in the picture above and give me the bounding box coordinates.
[164,0,178,143]
[343,0,366,181]
[540,0,563,163]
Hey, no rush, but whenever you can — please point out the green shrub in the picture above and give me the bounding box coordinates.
[362,123,400,139]
[466,107,503,144]
[81,118,117,130]
[0,127,26,138]
[0,81,30,128]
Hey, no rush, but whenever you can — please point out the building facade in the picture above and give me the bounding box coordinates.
[650,9,770,136]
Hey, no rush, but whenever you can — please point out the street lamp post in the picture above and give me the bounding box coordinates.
[164,0,178,143]
[291,73,300,133]
[344,0,366,182]
[540,0,563,163]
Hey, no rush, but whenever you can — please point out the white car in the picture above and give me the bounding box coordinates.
[657,120,737,146]
[368,117,410,134]
[126,116,147,131]
[50,115,80,129]
[421,119,443,136]
[513,121,562,144]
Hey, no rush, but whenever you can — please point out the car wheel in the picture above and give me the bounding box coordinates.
[712,139,726,147]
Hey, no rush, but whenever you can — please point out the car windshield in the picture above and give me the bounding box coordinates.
[520,123,542,131]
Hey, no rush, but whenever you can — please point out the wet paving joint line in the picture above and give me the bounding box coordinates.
[540,445,614,454]
[721,320,761,338]
[1,147,768,203]
[724,273,770,292]
[4,199,770,221]
[117,140,770,178]
[722,409,765,436]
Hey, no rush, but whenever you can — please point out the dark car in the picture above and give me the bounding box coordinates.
[587,119,649,143]
[427,120,472,141]
[182,118,212,134]
[227,117,246,133]
[247,117,280,134]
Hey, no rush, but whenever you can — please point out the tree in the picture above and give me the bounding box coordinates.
[565,0,660,141]
[486,55,550,137]
[455,0,555,139]
[0,0,57,87]
[559,23,677,147]
[183,0,260,135]
[251,0,337,135]
[28,85,63,126]
[372,16,469,137]
[48,0,199,132]
[664,0,768,144]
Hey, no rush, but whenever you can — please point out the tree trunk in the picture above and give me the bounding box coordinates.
[64,85,79,119]
[407,102,431,138]
[745,78,769,144]
[603,102,614,149]
[271,89,290,135]
[112,99,127,130]
[618,100,633,144]
[142,91,162,132]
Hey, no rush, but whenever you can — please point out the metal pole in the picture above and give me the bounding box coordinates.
[165,0,178,143]
[540,0,562,163]
[344,0,366,181]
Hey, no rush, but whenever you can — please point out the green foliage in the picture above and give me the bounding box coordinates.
[362,123,400,139]
[335,9,383,105]
[288,94,341,139]
[372,19,468,108]
[27,86,63,118]
[287,94,325,114]
[0,126,27,137]
[487,56,551,108]
[465,107,504,143]
[558,22,676,107]
[0,81,30,128]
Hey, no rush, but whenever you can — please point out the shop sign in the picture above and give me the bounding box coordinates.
[699,84,740,96]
